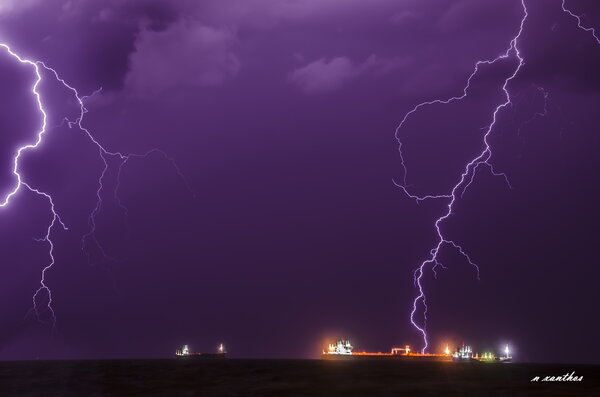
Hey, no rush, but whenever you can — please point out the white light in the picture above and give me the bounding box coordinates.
[327,339,353,355]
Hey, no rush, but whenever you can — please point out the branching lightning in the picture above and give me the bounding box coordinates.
[0,43,190,328]
[561,0,600,44]
[394,0,528,353]
[2,0,595,345]
[0,44,67,329]
[397,0,600,354]
[41,64,193,263]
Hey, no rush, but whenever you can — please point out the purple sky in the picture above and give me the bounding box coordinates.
[0,0,599,363]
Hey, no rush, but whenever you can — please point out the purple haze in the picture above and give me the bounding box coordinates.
[0,0,599,364]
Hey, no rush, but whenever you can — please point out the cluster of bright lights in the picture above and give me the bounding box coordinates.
[176,344,226,356]
[175,345,191,356]
[452,345,473,359]
[453,344,511,361]
[325,339,354,355]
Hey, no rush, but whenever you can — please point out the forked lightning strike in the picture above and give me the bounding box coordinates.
[561,0,600,44]
[397,0,600,353]
[0,43,189,328]
[2,0,596,342]
[395,0,528,353]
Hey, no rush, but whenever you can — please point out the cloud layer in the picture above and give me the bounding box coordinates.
[0,0,39,16]
[124,20,240,96]
[289,55,407,94]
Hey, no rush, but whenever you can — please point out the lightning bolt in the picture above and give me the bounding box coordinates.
[0,44,68,329]
[398,0,600,354]
[40,65,193,263]
[561,0,600,44]
[394,0,528,353]
[0,43,191,327]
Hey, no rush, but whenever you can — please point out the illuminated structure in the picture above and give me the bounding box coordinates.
[473,344,512,363]
[475,352,496,361]
[323,339,452,361]
[326,339,353,355]
[323,339,512,363]
[453,344,513,363]
[175,344,227,359]
[452,345,473,361]
[175,345,191,356]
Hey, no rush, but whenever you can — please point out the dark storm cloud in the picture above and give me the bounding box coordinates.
[0,0,185,91]
[0,0,523,99]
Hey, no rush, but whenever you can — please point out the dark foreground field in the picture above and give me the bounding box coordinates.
[1,359,598,396]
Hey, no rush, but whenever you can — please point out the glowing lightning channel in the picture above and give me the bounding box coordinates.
[38,63,194,263]
[561,0,600,44]
[0,42,191,326]
[27,183,67,329]
[394,0,528,353]
[0,44,70,328]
